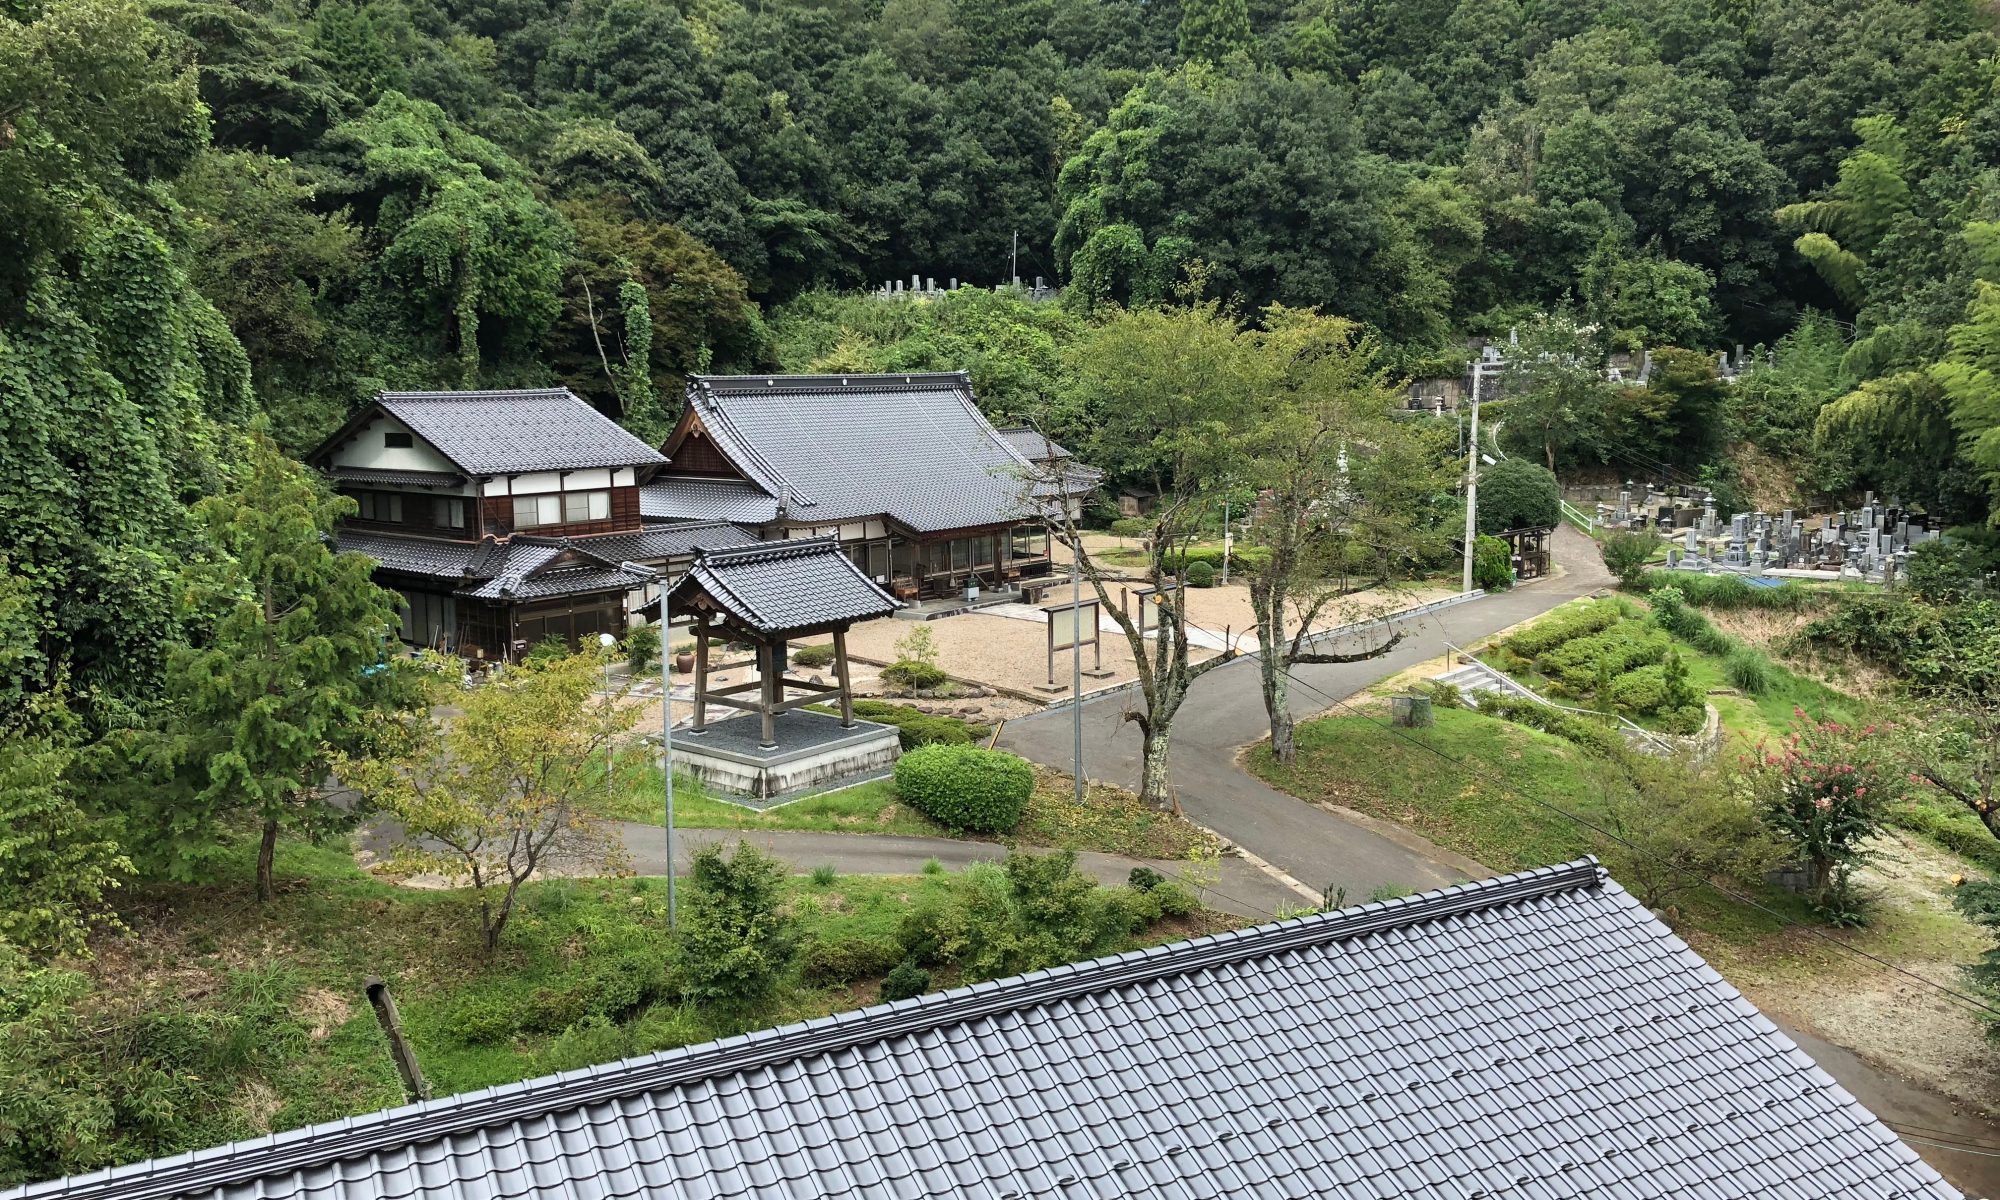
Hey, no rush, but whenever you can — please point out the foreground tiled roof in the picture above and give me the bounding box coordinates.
[683,373,1040,533]
[8,860,1959,1200]
[580,520,762,566]
[375,389,668,475]
[639,478,783,525]
[662,537,897,633]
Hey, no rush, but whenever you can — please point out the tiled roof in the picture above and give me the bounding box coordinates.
[639,478,782,525]
[375,389,668,476]
[580,521,762,566]
[334,531,482,579]
[454,541,645,601]
[664,537,898,633]
[326,465,466,489]
[683,373,1043,533]
[994,426,1074,462]
[6,860,1958,1200]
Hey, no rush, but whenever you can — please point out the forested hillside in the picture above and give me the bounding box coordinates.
[6,0,2000,934]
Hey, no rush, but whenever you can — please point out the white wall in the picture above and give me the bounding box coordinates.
[482,469,635,496]
[327,416,462,477]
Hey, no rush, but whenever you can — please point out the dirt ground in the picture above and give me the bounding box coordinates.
[1690,831,2000,1115]
[829,612,1193,702]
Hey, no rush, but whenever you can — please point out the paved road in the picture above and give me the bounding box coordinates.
[621,825,1309,918]
[359,819,1308,920]
[997,523,1616,899]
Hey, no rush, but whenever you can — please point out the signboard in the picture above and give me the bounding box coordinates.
[1043,597,1103,688]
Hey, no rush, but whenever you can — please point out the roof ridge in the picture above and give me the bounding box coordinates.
[686,382,815,510]
[377,388,576,400]
[25,861,1605,1200]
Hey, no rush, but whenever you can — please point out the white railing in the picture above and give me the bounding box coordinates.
[1557,499,1598,534]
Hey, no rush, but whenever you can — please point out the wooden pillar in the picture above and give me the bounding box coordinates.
[758,638,778,748]
[691,617,709,733]
[833,627,855,728]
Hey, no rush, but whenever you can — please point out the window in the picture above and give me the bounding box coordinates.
[434,496,466,530]
[356,492,403,523]
[512,494,561,529]
[384,430,413,449]
[562,490,611,524]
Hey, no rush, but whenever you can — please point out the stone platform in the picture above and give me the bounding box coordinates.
[673,709,900,807]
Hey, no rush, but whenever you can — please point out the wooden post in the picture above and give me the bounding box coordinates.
[365,977,431,1103]
[691,617,709,733]
[833,627,855,727]
[758,638,777,748]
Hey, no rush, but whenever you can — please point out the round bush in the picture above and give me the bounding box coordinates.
[880,959,932,1003]
[894,744,1033,833]
[790,643,836,668]
[881,660,949,691]
[1185,560,1216,588]
[1476,458,1561,534]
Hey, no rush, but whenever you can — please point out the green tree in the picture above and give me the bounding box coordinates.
[1476,458,1561,534]
[1177,0,1251,63]
[1935,281,2000,523]
[1499,311,1614,471]
[1241,309,1445,762]
[1053,301,1247,809]
[150,431,409,902]
[1775,116,1912,308]
[340,649,635,951]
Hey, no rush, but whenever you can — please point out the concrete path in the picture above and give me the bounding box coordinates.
[997,524,1616,899]
[626,825,1308,919]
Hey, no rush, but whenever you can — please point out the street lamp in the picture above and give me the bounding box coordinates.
[598,631,617,814]
[621,562,675,933]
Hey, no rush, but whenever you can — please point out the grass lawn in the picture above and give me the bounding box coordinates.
[601,760,1218,860]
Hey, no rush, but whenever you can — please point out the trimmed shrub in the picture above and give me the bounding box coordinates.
[1660,704,1707,735]
[1108,517,1151,540]
[1724,647,1773,694]
[790,643,835,668]
[1474,694,1627,757]
[844,699,986,749]
[1605,664,1668,713]
[800,936,903,986]
[1540,624,1671,686]
[880,660,949,691]
[1150,882,1200,917]
[1185,560,1215,588]
[1128,866,1165,891]
[1504,601,1620,658]
[880,960,932,1003]
[894,744,1034,833]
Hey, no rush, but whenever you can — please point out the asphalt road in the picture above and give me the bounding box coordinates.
[997,524,1617,899]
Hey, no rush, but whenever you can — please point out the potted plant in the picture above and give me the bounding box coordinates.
[674,641,696,674]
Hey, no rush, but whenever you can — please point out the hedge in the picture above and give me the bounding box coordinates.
[1540,624,1671,687]
[1474,694,1627,757]
[894,743,1034,833]
[1503,600,1620,659]
[790,643,836,668]
[843,699,988,750]
[800,936,904,985]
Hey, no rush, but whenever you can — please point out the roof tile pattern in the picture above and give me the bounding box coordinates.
[377,389,668,475]
[667,537,898,634]
[639,479,783,525]
[4,862,1959,1200]
[685,373,1036,533]
[582,521,762,566]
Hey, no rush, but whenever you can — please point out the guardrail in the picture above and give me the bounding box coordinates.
[1557,499,1598,535]
[1440,642,1673,753]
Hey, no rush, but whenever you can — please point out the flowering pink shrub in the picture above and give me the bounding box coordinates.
[1749,709,1898,915]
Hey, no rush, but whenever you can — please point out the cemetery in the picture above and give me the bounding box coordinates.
[1594,482,1938,584]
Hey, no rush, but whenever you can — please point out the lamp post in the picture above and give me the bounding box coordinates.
[622,563,675,933]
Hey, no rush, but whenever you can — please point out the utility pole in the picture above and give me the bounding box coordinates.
[1071,550,1084,806]
[1461,361,1484,594]
[1221,494,1231,586]
[622,563,676,932]
[1011,231,1019,286]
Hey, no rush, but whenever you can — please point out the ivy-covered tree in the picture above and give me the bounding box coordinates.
[147,431,411,902]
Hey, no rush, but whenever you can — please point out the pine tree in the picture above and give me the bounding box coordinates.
[152,430,410,901]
